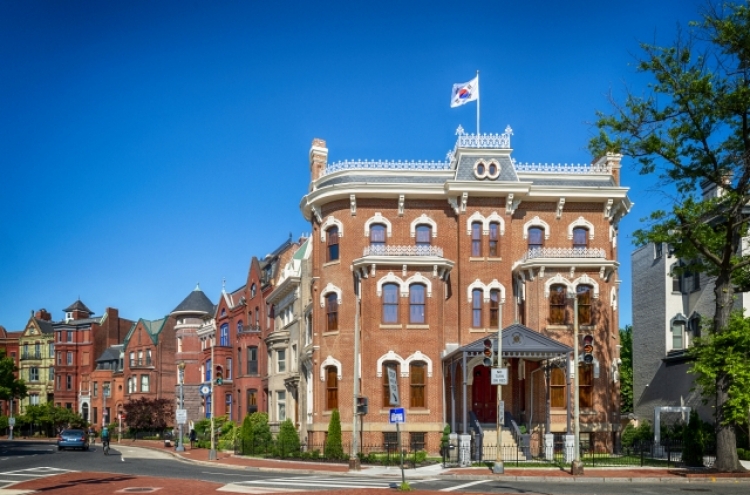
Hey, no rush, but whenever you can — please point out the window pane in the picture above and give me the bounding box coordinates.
[549,284,567,324]
[416,225,431,246]
[327,293,338,331]
[528,227,544,248]
[409,285,425,324]
[382,363,398,407]
[327,227,339,261]
[471,222,482,256]
[577,285,592,325]
[370,224,386,244]
[489,290,499,327]
[410,363,425,408]
[573,228,588,248]
[489,222,499,257]
[382,284,399,323]
[472,290,482,328]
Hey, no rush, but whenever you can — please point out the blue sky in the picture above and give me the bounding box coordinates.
[0,0,703,331]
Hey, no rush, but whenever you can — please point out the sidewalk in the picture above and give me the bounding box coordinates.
[131,439,750,483]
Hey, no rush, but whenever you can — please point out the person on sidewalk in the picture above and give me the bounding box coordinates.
[189,429,197,448]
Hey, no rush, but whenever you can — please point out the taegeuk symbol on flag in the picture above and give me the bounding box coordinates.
[451,76,479,108]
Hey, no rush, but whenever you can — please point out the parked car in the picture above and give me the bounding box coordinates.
[57,429,89,451]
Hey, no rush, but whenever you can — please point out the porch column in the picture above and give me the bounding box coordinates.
[545,363,551,434]
[566,352,572,434]
[450,361,457,434]
[462,352,468,434]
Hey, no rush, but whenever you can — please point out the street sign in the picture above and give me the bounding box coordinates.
[389,407,406,424]
[387,367,400,406]
[491,367,508,385]
[176,408,187,425]
[200,384,211,396]
[8,417,15,427]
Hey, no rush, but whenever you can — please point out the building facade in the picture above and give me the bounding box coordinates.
[299,128,631,453]
[17,310,55,412]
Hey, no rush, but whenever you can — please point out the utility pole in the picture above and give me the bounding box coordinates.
[350,274,361,470]
[176,361,186,452]
[571,292,584,475]
[493,307,504,474]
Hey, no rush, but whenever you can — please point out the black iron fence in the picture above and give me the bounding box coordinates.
[234,438,434,467]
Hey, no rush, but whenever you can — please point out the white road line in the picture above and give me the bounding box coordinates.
[440,479,490,492]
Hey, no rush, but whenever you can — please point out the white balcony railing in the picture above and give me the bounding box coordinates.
[521,247,606,261]
[363,245,444,257]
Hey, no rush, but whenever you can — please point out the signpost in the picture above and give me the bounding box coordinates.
[176,408,187,425]
[387,367,400,406]
[491,367,508,386]
[389,408,406,486]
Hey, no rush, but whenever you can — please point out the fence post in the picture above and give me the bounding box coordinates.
[640,441,644,467]
[667,440,671,468]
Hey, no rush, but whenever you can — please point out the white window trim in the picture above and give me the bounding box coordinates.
[403,351,433,378]
[377,272,405,297]
[610,287,618,311]
[364,212,392,237]
[466,212,485,235]
[320,216,344,242]
[523,216,550,240]
[573,274,600,299]
[376,350,406,377]
[404,273,432,298]
[568,216,595,240]
[319,283,343,307]
[544,273,574,298]
[319,355,342,381]
[485,211,505,236]
[410,214,438,238]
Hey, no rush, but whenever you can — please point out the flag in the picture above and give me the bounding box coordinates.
[451,76,479,108]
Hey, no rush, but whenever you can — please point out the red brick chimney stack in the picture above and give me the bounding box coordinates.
[310,138,328,183]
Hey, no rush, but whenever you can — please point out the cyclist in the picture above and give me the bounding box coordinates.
[101,426,110,454]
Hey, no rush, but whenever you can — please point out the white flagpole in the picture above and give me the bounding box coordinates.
[476,70,480,135]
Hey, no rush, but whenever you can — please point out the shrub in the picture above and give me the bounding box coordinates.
[324,409,345,460]
[621,421,653,448]
[682,410,706,467]
[239,412,273,455]
[440,424,450,453]
[277,419,300,458]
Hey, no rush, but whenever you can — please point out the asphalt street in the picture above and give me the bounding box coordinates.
[2,440,750,494]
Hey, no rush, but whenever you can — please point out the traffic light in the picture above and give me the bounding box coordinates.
[215,365,224,385]
[356,396,368,415]
[582,334,594,364]
[483,338,494,367]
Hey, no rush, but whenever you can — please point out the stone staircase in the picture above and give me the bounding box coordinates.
[477,425,527,459]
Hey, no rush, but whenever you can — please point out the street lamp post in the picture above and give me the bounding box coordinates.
[570,291,584,475]
[176,361,186,452]
[209,338,217,461]
[493,306,504,474]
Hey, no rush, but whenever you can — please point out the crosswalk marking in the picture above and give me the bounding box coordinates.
[0,467,76,490]
[230,475,425,492]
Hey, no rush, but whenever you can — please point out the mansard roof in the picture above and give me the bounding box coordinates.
[171,284,215,316]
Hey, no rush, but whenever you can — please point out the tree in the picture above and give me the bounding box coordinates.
[590,2,750,472]
[239,412,272,454]
[619,325,634,413]
[0,350,27,405]
[277,418,300,458]
[324,409,344,460]
[123,397,173,434]
[683,410,708,467]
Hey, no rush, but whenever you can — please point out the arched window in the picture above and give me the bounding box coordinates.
[577,285,593,325]
[237,320,243,334]
[528,227,544,250]
[220,323,229,346]
[551,368,566,408]
[471,222,482,256]
[489,289,500,328]
[579,364,593,408]
[370,224,386,247]
[325,366,338,410]
[572,227,588,249]
[326,293,339,331]
[489,222,500,256]
[382,283,399,323]
[250,283,257,298]
[327,226,340,262]
[409,284,426,324]
[415,225,431,248]
[549,284,567,324]
[472,289,482,328]
[409,362,426,408]
[672,320,686,350]
[382,362,399,408]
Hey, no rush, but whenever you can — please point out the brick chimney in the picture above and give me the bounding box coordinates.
[310,138,328,183]
[593,152,622,186]
[34,308,52,321]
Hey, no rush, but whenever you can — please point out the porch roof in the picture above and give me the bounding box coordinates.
[443,323,572,362]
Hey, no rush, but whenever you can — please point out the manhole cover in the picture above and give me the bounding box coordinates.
[118,489,161,494]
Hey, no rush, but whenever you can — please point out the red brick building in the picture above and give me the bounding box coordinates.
[299,129,631,454]
[0,325,22,416]
[88,344,124,427]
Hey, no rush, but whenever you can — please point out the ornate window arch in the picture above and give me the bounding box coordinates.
[319,355,342,381]
[410,214,438,237]
[567,217,595,240]
[376,351,406,377]
[467,279,486,302]
[485,211,505,236]
[377,272,406,297]
[319,283,342,307]
[544,273,573,298]
[466,212,485,235]
[320,216,344,242]
[364,212,392,237]
[486,279,506,304]
[572,274,600,298]
[523,216,550,240]
[403,350,433,378]
[610,287,618,311]
[404,272,432,297]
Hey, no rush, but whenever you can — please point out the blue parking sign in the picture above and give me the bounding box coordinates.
[389,407,405,424]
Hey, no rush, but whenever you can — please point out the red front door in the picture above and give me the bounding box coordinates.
[471,366,497,423]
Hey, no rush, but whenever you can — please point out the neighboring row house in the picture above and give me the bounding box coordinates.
[17,310,55,412]
[298,128,631,453]
[0,325,22,416]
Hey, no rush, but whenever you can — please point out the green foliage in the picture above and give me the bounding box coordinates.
[682,410,708,467]
[589,1,750,471]
[0,350,27,402]
[619,325,633,413]
[0,415,8,430]
[398,481,412,492]
[17,402,85,435]
[621,421,653,448]
[276,419,300,458]
[440,424,450,451]
[324,409,345,460]
[238,412,273,455]
[689,311,750,427]
[737,448,750,461]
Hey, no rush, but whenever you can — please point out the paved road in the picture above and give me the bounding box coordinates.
[2,440,750,494]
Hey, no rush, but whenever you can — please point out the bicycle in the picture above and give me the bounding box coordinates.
[102,438,110,455]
